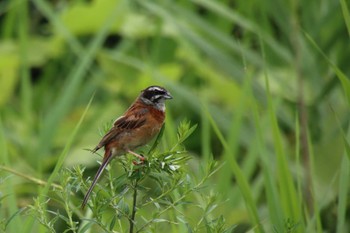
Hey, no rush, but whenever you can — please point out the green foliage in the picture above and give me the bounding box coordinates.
[24,121,232,233]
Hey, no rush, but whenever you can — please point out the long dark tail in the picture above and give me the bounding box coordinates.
[81,153,114,209]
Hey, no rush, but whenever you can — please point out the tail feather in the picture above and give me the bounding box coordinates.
[81,151,113,209]
[92,145,101,153]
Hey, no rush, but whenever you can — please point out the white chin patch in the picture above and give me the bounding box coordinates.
[156,102,166,112]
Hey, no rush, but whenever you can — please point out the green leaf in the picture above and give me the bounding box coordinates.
[177,120,198,144]
[340,0,350,37]
[148,124,166,155]
[109,215,117,230]
[304,32,350,105]
[0,41,19,107]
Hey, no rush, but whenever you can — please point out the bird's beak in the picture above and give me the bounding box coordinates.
[164,92,173,99]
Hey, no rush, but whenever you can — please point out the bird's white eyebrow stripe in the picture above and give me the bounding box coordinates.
[148,86,163,92]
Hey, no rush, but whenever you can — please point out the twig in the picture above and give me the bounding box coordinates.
[129,180,138,233]
[0,165,62,190]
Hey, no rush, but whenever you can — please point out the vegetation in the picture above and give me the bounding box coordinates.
[1,0,350,232]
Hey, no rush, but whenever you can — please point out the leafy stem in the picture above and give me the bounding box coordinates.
[129,179,139,233]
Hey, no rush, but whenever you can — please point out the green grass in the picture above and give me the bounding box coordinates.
[0,0,350,232]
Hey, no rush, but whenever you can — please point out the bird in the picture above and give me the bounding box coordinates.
[82,85,172,209]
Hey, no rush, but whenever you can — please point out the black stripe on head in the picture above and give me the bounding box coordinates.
[141,86,169,103]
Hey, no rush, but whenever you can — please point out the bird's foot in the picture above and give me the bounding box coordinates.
[132,154,146,165]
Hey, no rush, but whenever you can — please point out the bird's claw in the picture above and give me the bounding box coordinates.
[133,155,146,165]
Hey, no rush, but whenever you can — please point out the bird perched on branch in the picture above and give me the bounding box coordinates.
[82,86,172,208]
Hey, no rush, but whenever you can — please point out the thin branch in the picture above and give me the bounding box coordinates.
[0,165,63,190]
[129,180,138,233]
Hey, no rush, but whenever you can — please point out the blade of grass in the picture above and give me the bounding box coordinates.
[22,94,94,233]
[260,37,302,231]
[294,112,302,219]
[305,125,323,233]
[34,0,126,172]
[18,0,31,118]
[304,32,350,104]
[1,0,22,38]
[201,99,211,162]
[18,0,34,167]
[192,0,292,63]
[39,93,94,202]
[0,165,63,190]
[251,96,284,231]
[336,154,349,233]
[205,108,264,233]
[304,18,350,233]
[216,74,253,206]
[332,109,350,233]
[169,2,264,68]
[340,0,350,37]
[0,116,21,233]
[141,0,244,79]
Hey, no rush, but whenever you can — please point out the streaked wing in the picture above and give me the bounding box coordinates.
[92,107,148,152]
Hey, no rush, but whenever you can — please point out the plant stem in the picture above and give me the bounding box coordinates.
[291,0,313,215]
[136,173,210,233]
[0,165,63,190]
[129,180,138,233]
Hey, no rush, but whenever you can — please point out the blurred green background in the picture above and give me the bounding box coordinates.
[1,0,350,232]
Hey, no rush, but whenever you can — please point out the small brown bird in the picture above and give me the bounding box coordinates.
[82,86,172,208]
